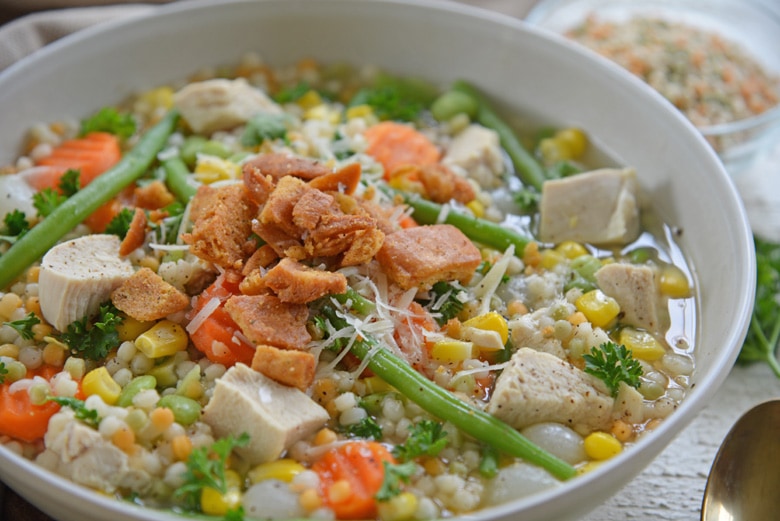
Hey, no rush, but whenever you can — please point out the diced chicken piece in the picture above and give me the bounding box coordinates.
[173,78,282,135]
[182,183,258,271]
[263,258,347,304]
[376,224,481,290]
[442,124,505,188]
[37,410,129,493]
[252,344,317,391]
[486,347,614,434]
[111,267,189,321]
[538,167,640,246]
[225,294,311,350]
[38,234,134,331]
[202,363,329,464]
[595,262,666,331]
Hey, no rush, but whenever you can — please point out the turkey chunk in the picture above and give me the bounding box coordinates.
[173,78,282,135]
[595,262,666,332]
[202,363,329,464]
[38,234,134,331]
[538,167,640,246]
[486,348,613,434]
[442,124,505,188]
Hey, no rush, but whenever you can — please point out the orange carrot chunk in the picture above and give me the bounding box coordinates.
[32,132,122,190]
[312,441,395,520]
[0,365,62,443]
[363,121,440,179]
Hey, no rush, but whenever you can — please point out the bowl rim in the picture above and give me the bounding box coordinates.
[0,0,757,520]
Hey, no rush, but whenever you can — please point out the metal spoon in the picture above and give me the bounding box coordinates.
[701,399,780,520]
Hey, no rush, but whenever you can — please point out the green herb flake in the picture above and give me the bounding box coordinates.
[583,341,643,397]
[375,461,417,502]
[105,207,137,240]
[48,396,100,427]
[60,302,124,360]
[241,113,289,147]
[33,188,68,218]
[3,311,40,341]
[392,419,448,462]
[344,415,383,440]
[80,107,137,140]
[58,169,81,197]
[0,361,7,384]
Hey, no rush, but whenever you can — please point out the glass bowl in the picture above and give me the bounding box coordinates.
[525,0,780,175]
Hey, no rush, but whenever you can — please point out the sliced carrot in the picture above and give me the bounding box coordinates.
[32,132,122,190]
[363,121,440,180]
[83,198,123,233]
[188,275,256,367]
[0,365,63,443]
[312,441,395,520]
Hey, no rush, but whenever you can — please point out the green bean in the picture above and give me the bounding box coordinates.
[321,306,576,480]
[158,394,202,426]
[431,90,478,122]
[117,375,157,408]
[332,287,376,315]
[390,189,531,254]
[162,156,199,204]
[450,80,549,191]
[179,136,231,167]
[0,110,180,290]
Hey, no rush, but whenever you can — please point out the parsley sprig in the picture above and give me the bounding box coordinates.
[0,210,30,246]
[80,107,137,140]
[423,281,465,326]
[0,361,7,384]
[47,396,100,427]
[392,419,448,462]
[59,302,124,360]
[344,415,383,440]
[4,311,40,340]
[375,461,417,501]
[583,342,643,397]
[105,207,136,239]
[33,169,81,218]
[175,433,250,511]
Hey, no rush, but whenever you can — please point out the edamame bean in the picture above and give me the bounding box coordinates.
[431,90,478,122]
[180,136,231,166]
[117,375,157,407]
[158,394,202,426]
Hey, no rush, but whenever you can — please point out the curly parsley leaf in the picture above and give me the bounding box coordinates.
[0,209,30,246]
[737,236,780,377]
[33,188,68,218]
[273,81,312,104]
[392,419,448,462]
[241,113,289,147]
[80,107,137,140]
[175,432,251,511]
[224,507,245,521]
[47,396,100,427]
[583,342,643,397]
[344,415,383,441]
[59,302,124,360]
[0,361,7,384]
[4,311,40,341]
[424,281,465,326]
[58,169,81,197]
[376,461,417,501]
[105,207,136,239]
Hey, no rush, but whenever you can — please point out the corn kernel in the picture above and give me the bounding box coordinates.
[556,127,588,158]
[138,256,160,272]
[82,367,122,404]
[304,104,341,124]
[194,155,241,184]
[619,328,666,361]
[522,242,541,268]
[201,486,242,516]
[138,86,174,110]
[659,265,691,299]
[117,316,155,342]
[555,240,588,259]
[540,248,565,270]
[135,320,188,358]
[299,488,322,512]
[584,431,622,460]
[430,339,477,363]
[466,199,485,218]
[378,492,418,521]
[297,90,323,110]
[361,375,395,394]
[575,290,620,328]
[462,312,509,345]
[346,104,374,120]
[248,459,306,484]
[63,357,86,380]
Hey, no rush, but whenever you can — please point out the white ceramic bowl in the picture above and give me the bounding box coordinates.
[0,1,755,520]
[524,0,780,175]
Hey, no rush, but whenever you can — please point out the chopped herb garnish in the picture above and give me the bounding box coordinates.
[80,107,137,140]
[273,81,312,103]
[424,281,465,326]
[0,209,30,246]
[105,207,137,239]
[583,341,643,397]
[0,361,7,384]
[33,188,68,218]
[48,396,100,427]
[59,302,124,360]
[392,419,448,462]
[241,113,289,147]
[58,169,81,196]
[344,415,383,440]
[3,311,40,340]
[375,461,417,501]
[175,432,251,511]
